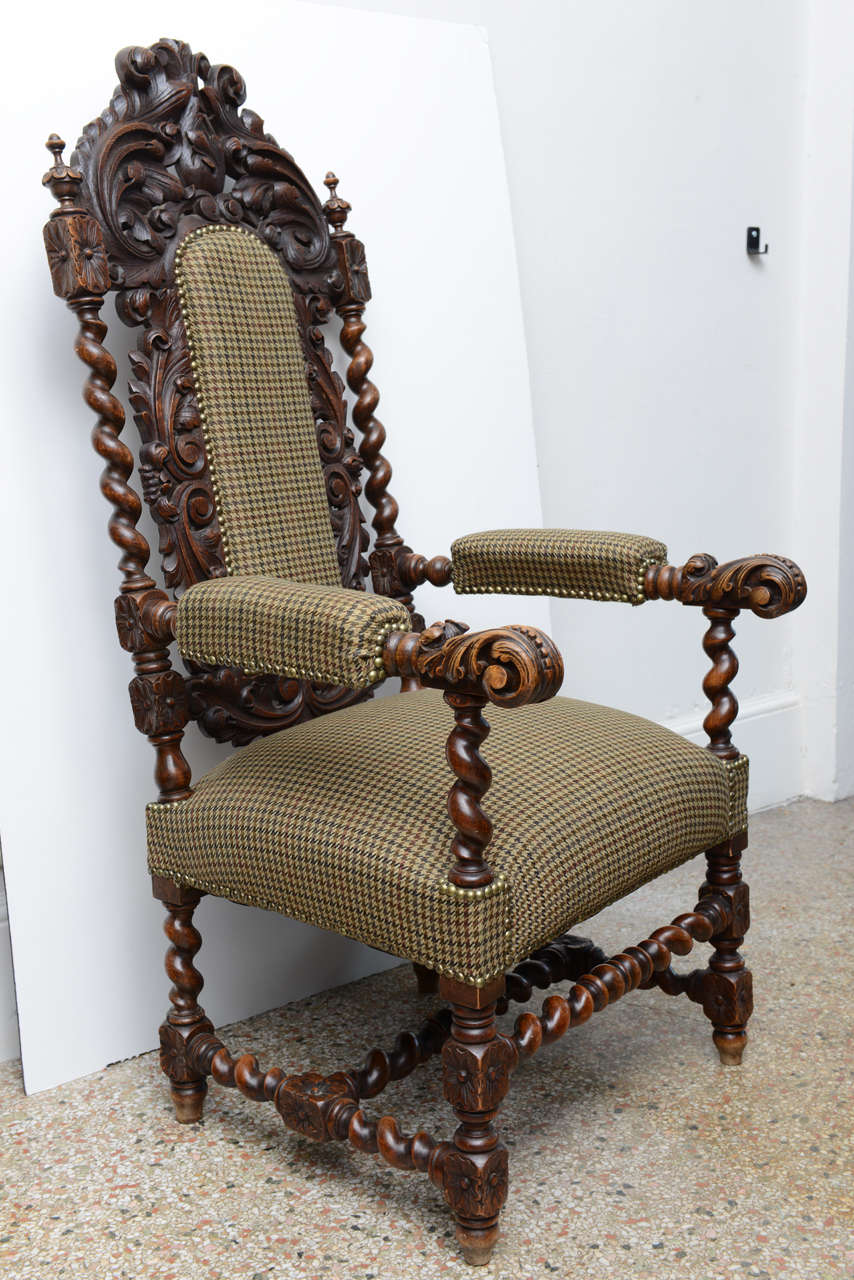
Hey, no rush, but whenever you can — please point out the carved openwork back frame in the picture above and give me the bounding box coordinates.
[44,38,423,746]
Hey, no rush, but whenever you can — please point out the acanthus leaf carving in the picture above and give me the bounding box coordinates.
[416,621,564,708]
[59,39,378,745]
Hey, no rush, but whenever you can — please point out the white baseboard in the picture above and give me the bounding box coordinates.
[661,691,803,813]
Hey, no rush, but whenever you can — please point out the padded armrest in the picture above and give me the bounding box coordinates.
[174,575,411,688]
[450,529,668,605]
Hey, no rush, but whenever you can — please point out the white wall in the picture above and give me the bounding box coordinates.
[333,0,854,807]
[483,0,812,809]
[792,0,854,800]
[0,1,545,1092]
[4,0,852,1089]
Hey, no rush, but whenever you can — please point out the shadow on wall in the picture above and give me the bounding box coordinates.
[0,842,21,1062]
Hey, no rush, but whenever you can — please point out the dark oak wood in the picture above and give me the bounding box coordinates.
[412,962,440,995]
[322,173,425,626]
[439,989,514,1266]
[43,38,805,1267]
[154,883,213,1121]
[644,552,807,618]
[43,44,374,747]
[383,617,564,707]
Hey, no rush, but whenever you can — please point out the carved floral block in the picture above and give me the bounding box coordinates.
[115,594,149,652]
[441,1036,515,1113]
[701,969,754,1029]
[700,880,750,939]
[159,1019,213,1083]
[336,236,372,304]
[44,215,111,300]
[129,670,188,735]
[275,1070,355,1141]
[441,1147,509,1219]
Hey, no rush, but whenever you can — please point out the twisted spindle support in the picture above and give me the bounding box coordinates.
[43,136,191,803]
[156,885,214,1123]
[184,1013,453,1180]
[323,173,420,617]
[71,300,156,593]
[510,895,731,1060]
[444,692,494,889]
[701,606,740,759]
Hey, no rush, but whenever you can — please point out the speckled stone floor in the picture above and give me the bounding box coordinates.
[1,797,851,1280]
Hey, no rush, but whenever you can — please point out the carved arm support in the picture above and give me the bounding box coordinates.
[643,552,807,758]
[385,619,564,889]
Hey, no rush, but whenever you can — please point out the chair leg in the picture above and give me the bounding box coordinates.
[153,877,214,1122]
[699,836,753,1065]
[438,977,514,1266]
[412,962,439,995]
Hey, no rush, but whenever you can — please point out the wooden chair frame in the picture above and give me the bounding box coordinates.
[42,39,806,1265]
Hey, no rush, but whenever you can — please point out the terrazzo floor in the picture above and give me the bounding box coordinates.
[1,797,852,1280]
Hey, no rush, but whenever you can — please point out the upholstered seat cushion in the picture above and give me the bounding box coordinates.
[147,690,748,987]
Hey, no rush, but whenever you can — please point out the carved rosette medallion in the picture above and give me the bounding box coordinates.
[335,236,372,304]
[44,214,111,299]
[275,1070,356,1142]
[159,1019,213,1083]
[129,670,188,736]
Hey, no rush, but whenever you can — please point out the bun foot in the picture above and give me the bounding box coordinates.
[457,1222,498,1266]
[170,1080,207,1122]
[714,1029,747,1066]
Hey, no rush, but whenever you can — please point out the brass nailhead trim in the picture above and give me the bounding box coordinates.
[440,871,507,899]
[723,753,750,836]
[177,618,408,690]
[147,852,511,988]
[450,550,667,605]
[175,224,268,578]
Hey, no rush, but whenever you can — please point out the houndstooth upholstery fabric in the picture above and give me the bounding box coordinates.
[175,224,341,584]
[148,690,749,986]
[451,528,668,604]
[173,574,411,688]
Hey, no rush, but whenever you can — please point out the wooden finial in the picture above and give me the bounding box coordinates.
[42,133,84,209]
[322,171,351,234]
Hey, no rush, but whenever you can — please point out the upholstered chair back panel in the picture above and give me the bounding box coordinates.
[175,224,341,585]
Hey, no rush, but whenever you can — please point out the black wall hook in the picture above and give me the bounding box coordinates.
[747,226,768,255]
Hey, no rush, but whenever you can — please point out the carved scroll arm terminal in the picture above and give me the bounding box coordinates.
[643,552,807,620]
[382,619,563,709]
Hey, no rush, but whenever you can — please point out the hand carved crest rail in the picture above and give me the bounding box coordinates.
[46,39,393,744]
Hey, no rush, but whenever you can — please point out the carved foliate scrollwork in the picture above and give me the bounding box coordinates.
[127,286,224,589]
[73,41,332,286]
[645,553,807,619]
[407,620,564,707]
[58,38,372,744]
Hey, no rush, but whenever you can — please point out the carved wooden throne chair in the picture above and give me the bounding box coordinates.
[42,39,807,1266]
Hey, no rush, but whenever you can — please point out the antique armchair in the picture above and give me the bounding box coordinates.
[42,39,806,1267]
